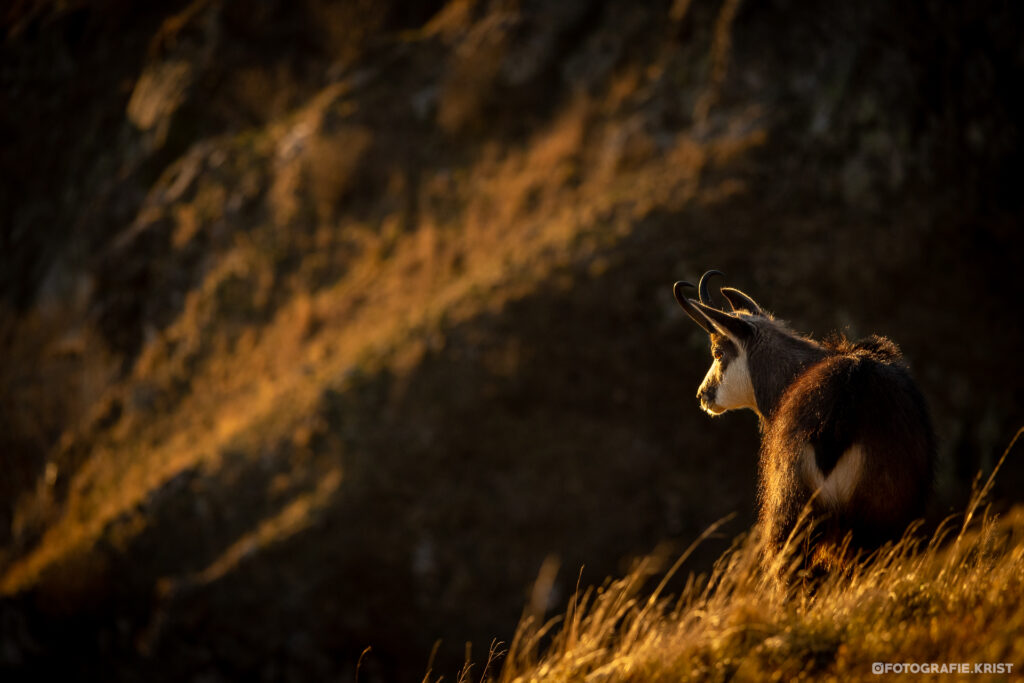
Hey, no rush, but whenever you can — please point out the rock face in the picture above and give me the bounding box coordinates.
[2,1,1023,680]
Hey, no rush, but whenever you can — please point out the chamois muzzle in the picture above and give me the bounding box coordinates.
[697,384,717,411]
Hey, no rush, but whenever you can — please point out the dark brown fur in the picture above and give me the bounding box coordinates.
[759,334,935,557]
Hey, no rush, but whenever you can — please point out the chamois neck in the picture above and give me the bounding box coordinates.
[749,332,827,423]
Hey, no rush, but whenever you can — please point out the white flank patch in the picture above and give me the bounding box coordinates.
[800,443,864,508]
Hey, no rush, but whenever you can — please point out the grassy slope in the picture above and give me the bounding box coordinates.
[496,510,1024,683]
[491,439,1024,682]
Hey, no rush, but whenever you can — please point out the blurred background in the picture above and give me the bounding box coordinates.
[2,0,1023,680]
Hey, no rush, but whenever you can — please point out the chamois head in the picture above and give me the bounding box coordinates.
[673,270,788,418]
[673,271,762,416]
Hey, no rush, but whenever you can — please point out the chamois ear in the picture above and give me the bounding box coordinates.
[720,287,764,316]
[673,281,716,335]
[691,300,755,342]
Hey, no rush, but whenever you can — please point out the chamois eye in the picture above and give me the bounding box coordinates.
[713,349,723,360]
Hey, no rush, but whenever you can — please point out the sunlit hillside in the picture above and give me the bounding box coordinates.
[2,1,1023,680]
[489,436,1024,683]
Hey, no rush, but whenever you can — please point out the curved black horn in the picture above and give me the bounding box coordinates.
[698,270,724,306]
[720,287,764,315]
[673,281,716,335]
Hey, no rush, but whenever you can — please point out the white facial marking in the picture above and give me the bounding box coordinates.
[716,347,755,410]
[800,444,864,508]
[699,345,756,415]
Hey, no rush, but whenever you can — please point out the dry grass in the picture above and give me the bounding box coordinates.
[442,429,1024,683]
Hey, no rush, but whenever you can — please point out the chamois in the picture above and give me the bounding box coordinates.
[673,271,935,566]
